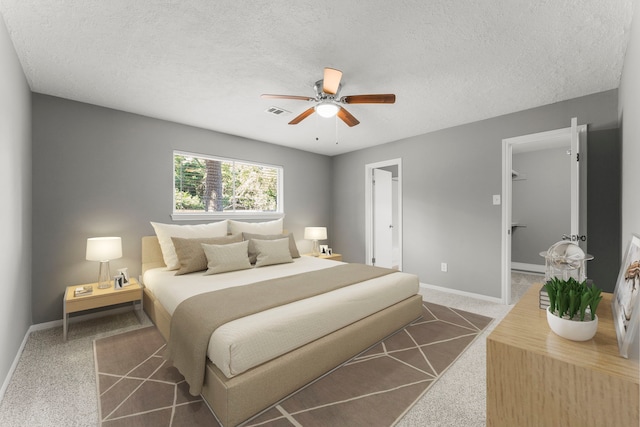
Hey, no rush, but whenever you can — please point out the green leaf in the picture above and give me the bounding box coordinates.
[589,285,602,319]
[544,281,557,314]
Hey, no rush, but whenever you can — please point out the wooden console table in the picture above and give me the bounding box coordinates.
[487,285,639,427]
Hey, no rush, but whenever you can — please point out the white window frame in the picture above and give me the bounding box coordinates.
[172,150,284,221]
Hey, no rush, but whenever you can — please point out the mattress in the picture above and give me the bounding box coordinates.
[143,257,419,378]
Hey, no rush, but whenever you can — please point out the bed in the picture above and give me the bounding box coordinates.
[141,234,423,426]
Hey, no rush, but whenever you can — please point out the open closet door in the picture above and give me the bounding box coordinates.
[570,117,588,254]
[373,168,393,268]
[570,117,580,239]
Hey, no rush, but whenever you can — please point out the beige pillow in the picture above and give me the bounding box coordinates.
[253,238,294,268]
[172,234,242,275]
[202,240,251,275]
[151,220,229,270]
[243,232,300,263]
[228,218,283,235]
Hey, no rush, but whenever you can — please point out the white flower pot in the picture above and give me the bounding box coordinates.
[546,307,598,341]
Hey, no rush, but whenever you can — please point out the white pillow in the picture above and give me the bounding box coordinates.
[228,218,283,235]
[202,240,252,275]
[151,220,229,270]
[253,238,293,268]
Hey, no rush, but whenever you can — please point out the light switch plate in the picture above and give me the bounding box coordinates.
[492,195,501,205]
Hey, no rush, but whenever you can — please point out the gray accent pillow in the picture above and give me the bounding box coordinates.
[253,238,294,268]
[172,234,242,275]
[243,232,300,264]
[202,240,252,275]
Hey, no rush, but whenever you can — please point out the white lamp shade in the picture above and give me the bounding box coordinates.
[86,237,122,261]
[304,227,327,240]
[315,102,339,118]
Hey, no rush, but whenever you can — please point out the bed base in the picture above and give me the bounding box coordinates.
[141,236,423,426]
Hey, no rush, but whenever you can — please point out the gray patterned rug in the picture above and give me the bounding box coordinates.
[94,301,492,426]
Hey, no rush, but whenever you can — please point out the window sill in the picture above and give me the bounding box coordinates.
[171,212,284,222]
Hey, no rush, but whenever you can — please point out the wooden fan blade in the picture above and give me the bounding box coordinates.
[337,107,360,127]
[342,94,396,104]
[288,107,315,125]
[323,68,343,94]
[261,94,314,101]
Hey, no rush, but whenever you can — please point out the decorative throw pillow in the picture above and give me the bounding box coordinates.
[172,234,242,275]
[202,240,252,275]
[253,238,294,268]
[228,218,283,235]
[243,232,300,263]
[151,220,229,270]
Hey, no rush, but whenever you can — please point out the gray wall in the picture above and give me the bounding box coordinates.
[618,0,640,361]
[586,129,621,293]
[512,147,571,265]
[0,17,32,392]
[332,90,618,299]
[31,94,333,324]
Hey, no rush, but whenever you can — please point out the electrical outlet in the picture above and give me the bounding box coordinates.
[441,262,448,272]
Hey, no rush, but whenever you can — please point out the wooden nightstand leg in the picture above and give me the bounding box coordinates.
[63,294,68,341]
[63,312,68,341]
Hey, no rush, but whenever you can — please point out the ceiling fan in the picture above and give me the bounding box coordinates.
[261,67,395,127]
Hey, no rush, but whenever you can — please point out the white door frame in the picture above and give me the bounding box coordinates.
[501,122,586,304]
[365,158,402,270]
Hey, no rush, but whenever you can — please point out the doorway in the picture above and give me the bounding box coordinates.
[365,159,402,270]
[501,119,587,304]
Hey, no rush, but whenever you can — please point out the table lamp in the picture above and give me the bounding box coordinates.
[304,227,327,257]
[86,237,122,289]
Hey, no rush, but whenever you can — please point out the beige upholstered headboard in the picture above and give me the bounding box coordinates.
[142,236,165,274]
[141,229,292,275]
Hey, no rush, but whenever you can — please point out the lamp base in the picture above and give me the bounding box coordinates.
[311,240,320,257]
[97,261,112,289]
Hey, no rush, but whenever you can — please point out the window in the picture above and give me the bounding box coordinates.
[173,151,283,219]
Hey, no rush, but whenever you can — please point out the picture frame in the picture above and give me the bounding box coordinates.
[319,245,329,255]
[612,234,640,358]
[327,248,333,256]
[114,274,124,290]
[117,267,129,286]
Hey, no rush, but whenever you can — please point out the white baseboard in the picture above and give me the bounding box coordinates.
[511,262,545,274]
[0,326,31,403]
[0,304,140,403]
[419,282,503,304]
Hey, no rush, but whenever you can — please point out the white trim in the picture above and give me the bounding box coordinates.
[511,262,546,274]
[501,140,512,305]
[501,123,586,305]
[364,158,403,270]
[419,282,503,304]
[173,150,284,218]
[0,327,30,403]
[171,213,284,221]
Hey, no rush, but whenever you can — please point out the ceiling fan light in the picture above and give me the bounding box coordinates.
[315,102,339,118]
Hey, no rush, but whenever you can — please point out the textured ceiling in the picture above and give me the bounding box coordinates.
[0,1,635,156]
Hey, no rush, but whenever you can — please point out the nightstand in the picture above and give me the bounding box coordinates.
[63,278,143,341]
[304,253,343,261]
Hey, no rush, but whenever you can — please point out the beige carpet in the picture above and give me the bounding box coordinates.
[94,301,492,426]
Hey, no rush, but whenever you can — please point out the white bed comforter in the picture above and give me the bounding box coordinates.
[143,257,419,378]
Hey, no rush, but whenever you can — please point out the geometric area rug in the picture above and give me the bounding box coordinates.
[94,301,492,426]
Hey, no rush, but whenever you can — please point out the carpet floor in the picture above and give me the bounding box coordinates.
[94,301,492,426]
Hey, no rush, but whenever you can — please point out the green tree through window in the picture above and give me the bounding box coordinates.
[174,151,281,215]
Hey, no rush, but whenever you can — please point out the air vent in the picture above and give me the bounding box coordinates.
[265,106,291,116]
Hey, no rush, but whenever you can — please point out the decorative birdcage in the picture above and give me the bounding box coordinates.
[539,241,593,282]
